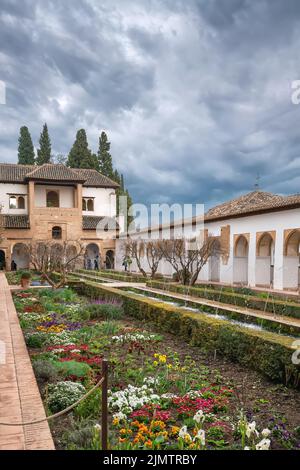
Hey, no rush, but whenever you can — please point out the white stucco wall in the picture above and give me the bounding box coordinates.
[0,183,28,214]
[116,207,300,290]
[82,187,116,217]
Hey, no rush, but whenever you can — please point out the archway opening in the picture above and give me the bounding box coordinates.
[105,250,115,270]
[84,243,100,270]
[233,235,249,285]
[283,230,300,290]
[52,226,62,240]
[0,250,6,270]
[256,233,274,287]
[12,243,29,270]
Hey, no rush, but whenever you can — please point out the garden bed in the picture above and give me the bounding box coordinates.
[14,285,300,450]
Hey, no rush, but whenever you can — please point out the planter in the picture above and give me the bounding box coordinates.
[21,278,31,288]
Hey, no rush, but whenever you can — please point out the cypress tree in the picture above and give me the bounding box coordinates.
[36,123,52,165]
[97,131,114,178]
[18,126,35,164]
[67,129,95,169]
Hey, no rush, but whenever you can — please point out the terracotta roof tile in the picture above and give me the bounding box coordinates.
[204,191,300,221]
[0,163,119,188]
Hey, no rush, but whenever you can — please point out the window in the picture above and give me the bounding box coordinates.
[18,196,25,209]
[52,226,62,240]
[47,191,59,208]
[9,196,17,209]
[82,198,94,212]
[87,199,94,211]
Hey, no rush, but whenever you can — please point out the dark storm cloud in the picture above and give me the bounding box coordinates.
[1,0,300,219]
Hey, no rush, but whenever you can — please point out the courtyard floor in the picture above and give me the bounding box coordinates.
[0,273,54,450]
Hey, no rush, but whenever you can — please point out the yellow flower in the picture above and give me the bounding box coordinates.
[167,364,173,369]
[112,418,119,426]
[159,355,167,363]
[170,426,180,437]
[153,361,158,367]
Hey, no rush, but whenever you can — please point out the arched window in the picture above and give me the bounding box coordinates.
[18,196,25,209]
[82,198,87,211]
[87,199,94,211]
[52,226,62,240]
[47,191,59,208]
[9,196,17,209]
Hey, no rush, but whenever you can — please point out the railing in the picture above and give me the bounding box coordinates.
[0,359,109,450]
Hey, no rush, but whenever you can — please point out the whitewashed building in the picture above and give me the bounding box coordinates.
[116,191,300,291]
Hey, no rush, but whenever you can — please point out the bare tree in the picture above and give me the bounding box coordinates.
[145,240,164,278]
[158,236,221,285]
[28,240,85,289]
[123,238,147,277]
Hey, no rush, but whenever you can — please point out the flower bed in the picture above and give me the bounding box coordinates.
[14,285,300,450]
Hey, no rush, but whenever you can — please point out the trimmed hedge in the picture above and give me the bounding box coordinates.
[74,281,300,388]
[146,280,300,320]
[76,269,147,283]
[121,287,300,337]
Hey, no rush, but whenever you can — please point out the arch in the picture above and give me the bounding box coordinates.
[9,196,17,209]
[233,235,249,285]
[47,190,59,208]
[105,250,115,269]
[285,230,300,256]
[234,235,249,257]
[52,226,62,240]
[82,198,87,211]
[0,250,6,270]
[18,196,25,209]
[256,232,275,287]
[283,229,300,290]
[12,243,29,270]
[257,232,273,257]
[84,243,100,270]
[87,199,94,211]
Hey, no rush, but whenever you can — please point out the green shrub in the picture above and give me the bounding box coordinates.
[47,381,86,413]
[26,332,48,348]
[52,360,92,378]
[85,303,123,320]
[33,359,58,383]
[75,388,101,419]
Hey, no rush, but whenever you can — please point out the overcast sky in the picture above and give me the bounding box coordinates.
[1,0,300,215]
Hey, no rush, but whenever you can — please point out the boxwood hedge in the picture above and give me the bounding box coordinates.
[74,281,300,389]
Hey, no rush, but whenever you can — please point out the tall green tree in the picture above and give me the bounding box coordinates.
[67,129,98,170]
[36,123,52,165]
[18,126,35,164]
[97,131,114,178]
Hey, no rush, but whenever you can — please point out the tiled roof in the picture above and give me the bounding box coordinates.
[204,191,300,222]
[3,215,30,229]
[26,164,85,182]
[83,216,119,230]
[0,163,119,188]
[73,169,119,188]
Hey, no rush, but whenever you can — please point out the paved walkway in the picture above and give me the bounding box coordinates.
[0,273,54,450]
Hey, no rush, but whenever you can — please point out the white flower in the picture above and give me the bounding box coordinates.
[246,421,258,438]
[244,446,250,450]
[194,429,205,446]
[94,424,101,431]
[255,438,271,450]
[261,428,271,438]
[178,426,192,442]
[193,410,205,424]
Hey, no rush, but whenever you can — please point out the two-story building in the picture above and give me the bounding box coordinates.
[0,163,119,270]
